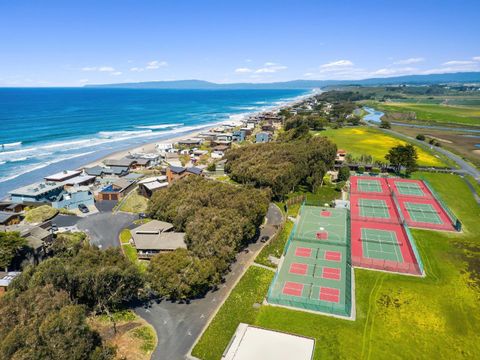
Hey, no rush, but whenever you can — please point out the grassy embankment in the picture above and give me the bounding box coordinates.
[88,310,157,360]
[117,190,149,213]
[318,127,449,167]
[24,205,59,223]
[193,172,480,360]
[372,102,480,127]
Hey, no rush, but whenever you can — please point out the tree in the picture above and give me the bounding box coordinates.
[379,119,391,129]
[0,285,114,360]
[416,134,426,141]
[148,249,217,300]
[338,166,351,182]
[0,231,27,271]
[206,162,216,172]
[385,144,418,176]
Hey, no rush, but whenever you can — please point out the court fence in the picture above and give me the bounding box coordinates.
[422,179,462,231]
[351,255,422,276]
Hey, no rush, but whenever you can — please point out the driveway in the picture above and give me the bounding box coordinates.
[53,207,137,249]
[136,203,283,360]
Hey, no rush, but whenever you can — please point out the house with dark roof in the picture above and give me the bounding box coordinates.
[138,176,169,197]
[104,158,137,168]
[166,166,204,184]
[255,131,272,143]
[0,211,22,226]
[97,178,136,201]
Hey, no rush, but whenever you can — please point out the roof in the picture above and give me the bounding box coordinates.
[0,272,21,287]
[138,176,168,184]
[105,166,130,175]
[123,173,144,181]
[64,175,96,185]
[169,166,186,174]
[9,181,65,197]
[131,220,186,250]
[104,158,137,167]
[0,211,20,224]
[222,324,314,360]
[133,158,152,166]
[178,138,202,145]
[112,178,134,190]
[44,170,82,182]
[187,167,203,175]
[142,182,168,191]
[134,231,186,251]
[84,165,105,176]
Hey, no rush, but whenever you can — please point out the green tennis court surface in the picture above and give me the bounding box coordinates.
[405,202,442,224]
[358,199,390,219]
[294,206,348,246]
[267,206,352,318]
[357,179,382,193]
[361,228,403,262]
[394,181,425,196]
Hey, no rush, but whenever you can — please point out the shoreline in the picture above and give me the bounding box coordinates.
[0,90,315,198]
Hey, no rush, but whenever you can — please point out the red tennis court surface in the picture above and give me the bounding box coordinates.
[316,231,328,240]
[350,193,400,224]
[295,247,312,258]
[289,263,308,275]
[350,176,390,196]
[319,287,340,303]
[322,267,341,280]
[325,251,341,262]
[396,196,455,231]
[282,281,304,297]
[387,178,432,199]
[321,210,331,217]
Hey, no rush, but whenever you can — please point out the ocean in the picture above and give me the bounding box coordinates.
[0,88,308,198]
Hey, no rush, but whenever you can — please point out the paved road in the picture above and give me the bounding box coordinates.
[371,123,480,182]
[136,203,283,360]
[52,202,137,249]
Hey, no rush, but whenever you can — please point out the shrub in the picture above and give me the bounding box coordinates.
[358,166,365,174]
[416,134,426,141]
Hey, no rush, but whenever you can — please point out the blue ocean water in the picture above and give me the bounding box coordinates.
[0,88,308,198]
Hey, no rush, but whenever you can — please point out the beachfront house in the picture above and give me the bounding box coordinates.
[255,132,272,143]
[97,178,136,201]
[130,220,186,259]
[9,181,65,206]
[44,170,82,182]
[178,138,203,147]
[84,165,129,178]
[51,186,95,210]
[138,176,169,197]
[0,211,22,226]
[104,158,138,169]
[166,166,204,184]
[232,130,246,142]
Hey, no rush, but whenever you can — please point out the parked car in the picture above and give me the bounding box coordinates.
[260,235,270,243]
[78,204,89,213]
[51,223,58,232]
[139,212,148,219]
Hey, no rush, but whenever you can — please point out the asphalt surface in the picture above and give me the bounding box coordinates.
[52,201,137,249]
[136,203,283,360]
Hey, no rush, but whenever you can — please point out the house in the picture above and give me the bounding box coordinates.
[156,143,173,152]
[212,144,230,152]
[240,127,253,136]
[0,272,21,295]
[63,174,96,187]
[104,158,137,169]
[0,202,23,213]
[130,158,152,170]
[138,176,169,197]
[166,166,204,184]
[51,186,95,210]
[211,151,224,159]
[44,170,82,182]
[84,165,106,177]
[9,181,65,206]
[130,220,186,259]
[178,138,203,147]
[232,130,246,142]
[336,149,347,163]
[255,132,272,143]
[215,133,233,142]
[84,165,129,177]
[97,178,136,201]
[0,211,22,225]
[261,124,274,132]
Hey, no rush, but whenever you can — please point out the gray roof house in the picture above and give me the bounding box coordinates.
[131,220,186,259]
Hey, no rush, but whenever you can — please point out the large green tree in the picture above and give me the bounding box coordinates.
[0,231,27,271]
[385,144,418,175]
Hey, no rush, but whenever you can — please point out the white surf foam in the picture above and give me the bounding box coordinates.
[136,123,184,130]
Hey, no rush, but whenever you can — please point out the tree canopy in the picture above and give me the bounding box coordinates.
[385,144,418,176]
[0,231,27,271]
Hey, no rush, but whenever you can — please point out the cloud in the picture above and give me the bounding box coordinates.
[81,66,115,72]
[372,67,418,76]
[255,63,288,73]
[130,67,144,72]
[320,60,354,69]
[146,60,168,69]
[442,60,475,66]
[474,56,480,62]
[393,57,425,65]
[235,67,253,73]
[111,71,123,76]
[79,79,89,83]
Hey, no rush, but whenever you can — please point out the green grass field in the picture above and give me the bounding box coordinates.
[118,190,149,213]
[193,172,480,360]
[372,102,480,126]
[255,220,293,268]
[318,127,448,167]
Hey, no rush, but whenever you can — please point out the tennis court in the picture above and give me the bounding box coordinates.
[267,206,352,318]
[387,178,431,198]
[360,228,403,262]
[358,198,390,219]
[405,202,442,224]
[350,176,390,196]
[357,178,383,193]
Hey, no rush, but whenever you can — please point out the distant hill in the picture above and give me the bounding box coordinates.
[85,72,480,89]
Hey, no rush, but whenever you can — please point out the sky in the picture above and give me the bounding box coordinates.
[0,0,479,87]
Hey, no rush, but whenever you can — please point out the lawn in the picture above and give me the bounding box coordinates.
[193,172,480,360]
[373,102,480,126]
[255,220,294,268]
[318,127,447,167]
[118,190,149,213]
[192,266,274,360]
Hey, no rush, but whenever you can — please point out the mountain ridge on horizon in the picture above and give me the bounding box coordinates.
[84,72,480,89]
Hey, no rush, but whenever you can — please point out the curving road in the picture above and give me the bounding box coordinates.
[136,203,283,360]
